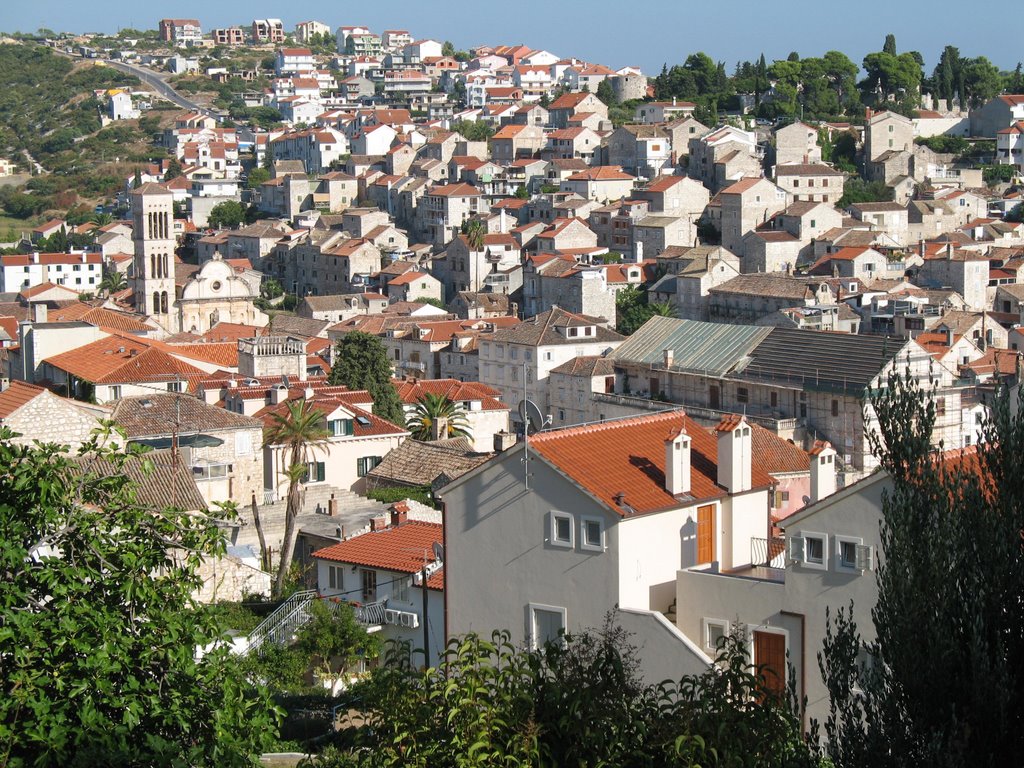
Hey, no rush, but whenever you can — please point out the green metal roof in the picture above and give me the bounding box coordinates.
[608,317,771,377]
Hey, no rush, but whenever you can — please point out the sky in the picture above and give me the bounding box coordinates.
[5,0,1022,76]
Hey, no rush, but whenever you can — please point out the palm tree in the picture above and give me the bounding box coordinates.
[463,219,487,251]
[649,300,677,319]
[405,393,472,441]
[90,212,113,227]
[99,271,127,296]
[263,399,329,596]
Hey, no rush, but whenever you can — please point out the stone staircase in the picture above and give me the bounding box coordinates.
[234,485,395,553]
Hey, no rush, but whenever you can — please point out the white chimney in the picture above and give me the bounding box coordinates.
[633,239,643,264]
[716,415,752,493]
[664,424,691,496]
[32,304,47,323]
[809,440,837,503]
[269,384,288,404]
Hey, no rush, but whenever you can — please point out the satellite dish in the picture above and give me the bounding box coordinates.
[518,398,546,435]
[432,542,444,563]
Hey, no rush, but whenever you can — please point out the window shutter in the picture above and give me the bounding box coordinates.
[855,544,874,571]
[786,536,805,562]
[357,457,366,477]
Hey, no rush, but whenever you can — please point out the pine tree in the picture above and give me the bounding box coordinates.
[883,34,897,55]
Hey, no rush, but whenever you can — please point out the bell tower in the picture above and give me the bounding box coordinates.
[131,183,178,333]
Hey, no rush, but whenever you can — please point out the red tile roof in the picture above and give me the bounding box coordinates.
[0,380,47,418]
[566,166,634,182]
[529,411,774,515]
[393,378,507,411]
[313,521,443,585]
[44,334,209,385]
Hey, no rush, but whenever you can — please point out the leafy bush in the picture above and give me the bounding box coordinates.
[365,485,438,509]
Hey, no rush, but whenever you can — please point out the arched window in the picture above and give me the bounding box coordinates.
[150,255,156,276]
[163,254,169,278]
[160,292,169,314]
[152,291,161,314]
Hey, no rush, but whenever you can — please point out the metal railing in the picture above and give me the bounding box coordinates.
[245,589,318,655]
[751,536,786,569]
[353,600,387,626]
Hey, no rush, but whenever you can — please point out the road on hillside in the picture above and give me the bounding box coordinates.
[99,58,224,119]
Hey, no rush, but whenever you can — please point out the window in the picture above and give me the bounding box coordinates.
[360,569,377,602]
[109,386,122,400]
[167,381,184,393]
[831,399,839,417]
[773,489,790,508]
[836,535,873,573]
[790,531,827,569]
[357,456,382,476]
[770,391,778,409]
[703,618,729,652]
[329,418,354,436]
[529,603,566,649]
[392,575,410,603]
[304,461,326,483]
[550,511,573,548]
[737,387,749,404]
[327,565,343,590]
[580,516,604,552]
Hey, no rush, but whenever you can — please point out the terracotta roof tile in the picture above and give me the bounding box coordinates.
[313,521,443,577]
[529,411,774,515]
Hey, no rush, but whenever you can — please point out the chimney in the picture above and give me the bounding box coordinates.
[369,515,388,532]
[389,501,409,527]
[493,430,518,452]
[304,386,315,400]
[431,415,449,440]
[918,239,925,258]
[663,348,674,369]
[715,415,751,493]
[328,493,339,516]
[664,424,691,496]
[32,304,47,323]
[633,239,643,264]
[944,328,953,347]
[809,440,837,503]
[269,384,288,404]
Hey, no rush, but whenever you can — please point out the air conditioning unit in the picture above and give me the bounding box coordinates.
[855,544,874,572]
[399,611,419,629]
[383,609,402,625]
[786,536,805,563]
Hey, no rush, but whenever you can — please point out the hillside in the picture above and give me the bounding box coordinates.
[0,43,170,222]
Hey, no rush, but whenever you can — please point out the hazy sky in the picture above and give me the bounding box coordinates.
[5,0,1022,76]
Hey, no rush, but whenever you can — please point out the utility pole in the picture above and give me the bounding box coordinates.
[421,562,430,665]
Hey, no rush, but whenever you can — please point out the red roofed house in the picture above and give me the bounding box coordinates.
[996,121,1024,172]
[386,270,443,305]
[547,91,608,128]
[441,410,831,689]
[560,166,636,203]
[970,94,1024,139]
[393,377,510,452]
[417,183,484,245]
[314,516,444,665]
[259,390,408,498]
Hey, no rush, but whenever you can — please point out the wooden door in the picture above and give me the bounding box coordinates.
[697,504,715,565]
[754,630,786,700]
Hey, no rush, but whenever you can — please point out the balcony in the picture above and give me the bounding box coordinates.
[751,536,786,569]
[401,360,427,371]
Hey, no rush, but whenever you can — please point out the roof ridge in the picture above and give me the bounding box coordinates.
[530,409,680,444]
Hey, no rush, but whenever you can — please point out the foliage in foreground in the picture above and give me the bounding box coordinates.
[304,620,820,767]
[0,424,280,766]
[816,370,1024,767]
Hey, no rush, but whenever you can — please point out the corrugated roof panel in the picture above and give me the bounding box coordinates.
[609,317,771,377]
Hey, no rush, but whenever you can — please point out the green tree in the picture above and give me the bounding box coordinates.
[247,166,271,189]
[839,178,893,207]
[616,285,674,336]
[262,399,329,596]
[441,40,456,58]
[164,157,183,180]
[450,119,494,142]
[514,184,529,200]
[596,78,617,106]
[882,34,897,56]
[90,211,113,227]
[296,599,382,681]
[817,371,1024,767]
[207,200,247,229]
[0,424,280,764]
[960,56,1002,109]
[328,332,405,424]
[260,277,284,299]
[462,218,487,251]
[99,270,127,295]
[405,393,471,441]
[308,622,818,766]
